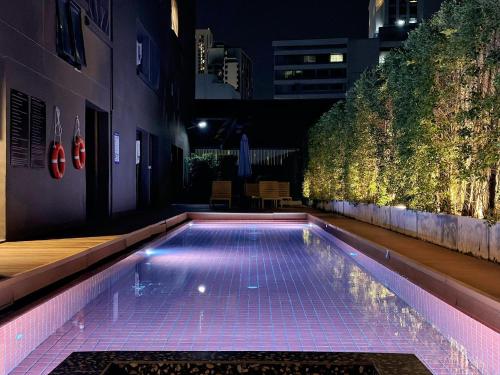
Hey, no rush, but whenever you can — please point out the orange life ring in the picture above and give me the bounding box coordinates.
[72,136,86,169]
[50,142,66,179]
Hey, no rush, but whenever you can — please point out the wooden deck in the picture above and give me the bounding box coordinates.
[0,236,117,279]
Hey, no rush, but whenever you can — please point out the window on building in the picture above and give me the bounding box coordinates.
[330,53,344,63]
[137,22,160,90]
[171,0,179,37]
[399,0,407,19]
[409,0,418,19]
[84,0,110,35]
[388,0,397,24]
[56,0,86,68]
[303,55,317,63]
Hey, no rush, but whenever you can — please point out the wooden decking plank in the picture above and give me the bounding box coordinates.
[0,235,118,278]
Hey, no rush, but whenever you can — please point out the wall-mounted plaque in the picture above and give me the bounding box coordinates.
[113,132,120,164]
[10,89,30,167]
[30,96,46,168]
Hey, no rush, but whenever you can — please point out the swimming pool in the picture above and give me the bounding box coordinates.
[2,222,499,374]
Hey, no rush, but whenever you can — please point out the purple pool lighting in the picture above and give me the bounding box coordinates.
[1,222,499,375]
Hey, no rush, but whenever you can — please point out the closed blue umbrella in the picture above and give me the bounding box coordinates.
[238,134,252,178]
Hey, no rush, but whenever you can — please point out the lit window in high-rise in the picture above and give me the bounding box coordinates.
[171,0,179,36]
[330,53,343,63]
[304,55,316,63]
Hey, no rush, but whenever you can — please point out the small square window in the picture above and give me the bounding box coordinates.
[330,53,343,63]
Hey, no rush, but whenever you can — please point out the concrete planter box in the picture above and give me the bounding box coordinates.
[417,212,458,250]
[489,223,500,262]
[390,207,418,237]
[371,205,391,229]
[457,216,489,259]
[316,199,498,263]
[343,201,356,218]
[333,200,344,214]
[325,201,333,212]
[357,203,373,223]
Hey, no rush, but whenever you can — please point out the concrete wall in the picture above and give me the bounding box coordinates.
[0,0,194,239]
[320,200,499,262]
[111,0,192,213]
[0,0,112,239]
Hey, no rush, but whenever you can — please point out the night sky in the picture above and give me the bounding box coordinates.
[196,0,370,99]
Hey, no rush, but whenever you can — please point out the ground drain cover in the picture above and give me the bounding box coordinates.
[50,351,431,375]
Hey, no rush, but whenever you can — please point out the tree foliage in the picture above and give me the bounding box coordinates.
[304,0,500,220]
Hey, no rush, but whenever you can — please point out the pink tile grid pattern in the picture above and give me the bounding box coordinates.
[1,222,497,375]
[319,231,500,375]
[0,252,144,375]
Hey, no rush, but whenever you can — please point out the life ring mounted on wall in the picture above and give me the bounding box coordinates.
[50,142,66,179]
[72,115,86,170]
[50,106,65,180]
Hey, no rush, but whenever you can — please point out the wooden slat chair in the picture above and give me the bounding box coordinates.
[258,181,280,209]
[278,182,292,207]
[244,183,260,208]
[210,181,232,208]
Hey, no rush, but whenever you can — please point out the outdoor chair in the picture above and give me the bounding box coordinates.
[210,181,232,208]
[244,183,260,208]
[278,182,292,207]
[258,181,280,209]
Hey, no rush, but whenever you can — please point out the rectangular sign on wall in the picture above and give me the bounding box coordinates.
[136,140,141,165]
[113,132,120,164]
[30,96,46,168]
[10,89,30,167]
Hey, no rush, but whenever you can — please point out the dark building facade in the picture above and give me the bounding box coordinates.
[0,0,195,240]
[195,29,253,100]
[272,38,379,100]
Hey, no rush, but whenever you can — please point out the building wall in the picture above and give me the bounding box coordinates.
[224,60,239,90]
[0,0,112,239]
[368,0,385,38]
[347,38,380,88]
[0,0,194,239]
[112,1,164,213]
[196,75,240,99]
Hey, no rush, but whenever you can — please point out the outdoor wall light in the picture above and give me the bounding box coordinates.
[187,121,208,130]
[396,19,406,27]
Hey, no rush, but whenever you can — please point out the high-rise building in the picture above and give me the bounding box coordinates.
[196,28,213,74]
[272,38,379,100]
[369,0,445,61]
[195,29,253,100]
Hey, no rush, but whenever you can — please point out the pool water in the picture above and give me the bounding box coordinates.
[9,223,490,374]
